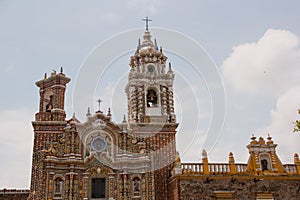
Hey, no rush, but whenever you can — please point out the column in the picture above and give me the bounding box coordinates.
[108,173,115,199]
[82,173,89,199]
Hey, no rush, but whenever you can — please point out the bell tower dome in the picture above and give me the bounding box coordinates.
[126,28,176,124]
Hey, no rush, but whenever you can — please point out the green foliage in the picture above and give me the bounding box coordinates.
[294,109,300,132]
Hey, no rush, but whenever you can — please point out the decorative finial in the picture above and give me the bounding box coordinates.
[51,69,56,76]
[86,107,91,117]
[266,134,274,144]
[107,108,111,116]
[60,67,63,73]
[258,137,265,144]
[44,73,47,79]
[138,38,141,47]
[160,46,162,53]
[175,151,181,163]
[250,134,258,144]
[168,62,172,71]
[72,113,76,118]
[229,152,235,163]
[202,149,207,158]
[96,98,102,112]
[122,115,127,123]
[154,39,158,49]
[294,153,299,163]
[142,17,152,31]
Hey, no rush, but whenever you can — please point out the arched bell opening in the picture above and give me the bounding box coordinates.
[147,89,158,107]
[260,153,272,171]
[43,90,54,112]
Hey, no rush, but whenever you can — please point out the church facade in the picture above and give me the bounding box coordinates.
[27,28,300,200]
[29,28,177,200]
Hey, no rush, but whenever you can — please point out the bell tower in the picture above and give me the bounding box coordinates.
[126,29,176,124]
[29,68,70,199]
[125,24,178,200]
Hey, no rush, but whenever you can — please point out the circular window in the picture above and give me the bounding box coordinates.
[148,65,154,72]
[91,137,106,153]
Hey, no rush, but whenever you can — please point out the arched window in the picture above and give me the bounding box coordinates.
[147,89,157,107]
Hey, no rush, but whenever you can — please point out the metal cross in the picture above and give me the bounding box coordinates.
[142,17,152,30]
[96,98,102,111]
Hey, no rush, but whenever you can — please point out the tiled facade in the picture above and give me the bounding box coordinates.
[28,29,178,200]
[24,29,300,200]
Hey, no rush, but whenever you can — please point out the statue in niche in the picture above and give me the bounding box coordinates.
[133,178,140,192]
[55,178,62,193]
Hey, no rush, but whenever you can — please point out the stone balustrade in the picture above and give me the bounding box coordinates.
[181,163,299,175]
[0,189,29,200]
[0,189,29,194]
[284,164,297,173]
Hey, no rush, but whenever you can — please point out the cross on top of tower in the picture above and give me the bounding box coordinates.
[96,98,102,112]
[142,17,152,31]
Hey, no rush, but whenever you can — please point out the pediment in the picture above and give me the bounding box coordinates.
[85,157,114,175]
[75,112,121,167]
[76,112,120,139]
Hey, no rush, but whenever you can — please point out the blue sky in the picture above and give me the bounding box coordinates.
[1,0,300,188]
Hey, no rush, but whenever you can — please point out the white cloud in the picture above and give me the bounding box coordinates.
[218,29,300,164]
[0,109,34,188]
[254,86,300,163]
[222,29,300,97]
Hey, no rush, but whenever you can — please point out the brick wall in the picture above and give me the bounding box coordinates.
[168,177,179,200]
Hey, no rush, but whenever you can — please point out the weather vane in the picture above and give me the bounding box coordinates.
[142,17,152,31]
